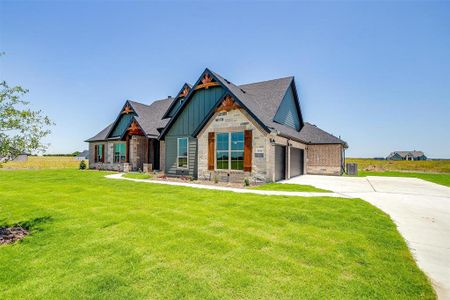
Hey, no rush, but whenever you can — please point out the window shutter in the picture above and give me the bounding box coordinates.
[244,130,252,172]
[102,144,105,163]
[208,132,215,170]
[94,145,98,163]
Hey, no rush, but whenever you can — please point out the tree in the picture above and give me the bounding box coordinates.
[72,151,81,157]
[0,80,53,163]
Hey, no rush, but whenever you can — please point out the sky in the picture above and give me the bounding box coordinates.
[1,0,449,158]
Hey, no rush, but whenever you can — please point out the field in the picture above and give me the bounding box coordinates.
[0,156,84,170]
[0,169,434,299]
[346,158,450,173]
[346,158,450,187]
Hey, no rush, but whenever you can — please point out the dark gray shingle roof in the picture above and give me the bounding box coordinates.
[85,123,114,142]
[129,98,173,137]
[85,97,174,142]
[87,70,346,147]
[298,123,347,146]
[210,71,346,146]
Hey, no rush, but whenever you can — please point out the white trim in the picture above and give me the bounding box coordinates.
[177,137,189,169]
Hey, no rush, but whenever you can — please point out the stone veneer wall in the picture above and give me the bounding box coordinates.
[89,137,147,172]
[129,135,147,171]
[197,109,270,183]
[306,144,343,175]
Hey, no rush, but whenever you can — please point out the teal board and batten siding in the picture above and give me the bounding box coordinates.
[273,85,301,131]
[166,99,183,118]
[165,137,198,177]
[110,113,135,137]
[165,86,225,177]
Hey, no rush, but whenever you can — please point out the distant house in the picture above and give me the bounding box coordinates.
[75,150,89,161]
[0,147,29,162]
[13,153,30,162]
[386,151,427,161]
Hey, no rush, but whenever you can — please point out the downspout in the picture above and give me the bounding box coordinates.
[341,145,346,175]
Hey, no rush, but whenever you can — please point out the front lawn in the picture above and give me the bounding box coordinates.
[252,183,331,192]
[122,172,152,180]
[0,170,434,299]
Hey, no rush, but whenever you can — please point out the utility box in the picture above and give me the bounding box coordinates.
[346,163,358,176]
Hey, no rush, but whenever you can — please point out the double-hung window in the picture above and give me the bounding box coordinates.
[114,143,126,163]
[216,132,244,171]
[177,137,188,168]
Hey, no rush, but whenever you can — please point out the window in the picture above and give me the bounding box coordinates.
[95,144,104,163]
[177,137,188,168]
[114,143,126,163]
[216,132,244,171]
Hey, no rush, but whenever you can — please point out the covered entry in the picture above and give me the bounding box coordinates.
[289,147,304,178]
[275,145,286,181]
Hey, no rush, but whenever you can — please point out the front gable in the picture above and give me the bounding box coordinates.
[161,70,228,138]
[163,83,192,119]
[106,101,145,139]
[273,82,302,131]
[161,69,272,139]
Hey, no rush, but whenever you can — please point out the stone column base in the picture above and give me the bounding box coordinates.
[143,163,153,173]
[122,163,131,173]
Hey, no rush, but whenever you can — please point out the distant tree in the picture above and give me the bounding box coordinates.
[72,151,81,157]
[0,73,53,164]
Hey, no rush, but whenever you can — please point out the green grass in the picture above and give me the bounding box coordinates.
[252,183,331,193]
[358,170,450,187]
[0,169,434,299]
[122,172,152,180]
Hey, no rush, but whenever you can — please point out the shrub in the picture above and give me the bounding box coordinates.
[79,160,87,170]
[243,178,250,187]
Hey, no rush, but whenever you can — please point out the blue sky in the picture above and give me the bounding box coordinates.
[1,1,449,158]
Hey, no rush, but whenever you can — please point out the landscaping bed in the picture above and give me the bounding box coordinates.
[0,226,29,245]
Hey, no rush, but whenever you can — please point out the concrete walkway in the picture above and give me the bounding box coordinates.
[284,175,450,299]
[105,173,350,198]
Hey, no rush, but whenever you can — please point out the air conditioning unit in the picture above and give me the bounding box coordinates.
[346,163,358,176]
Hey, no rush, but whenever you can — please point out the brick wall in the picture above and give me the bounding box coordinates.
[306,144,343,175]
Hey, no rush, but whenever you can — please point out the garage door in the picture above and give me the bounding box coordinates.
[275,145,286,181]
[289,148,304,178]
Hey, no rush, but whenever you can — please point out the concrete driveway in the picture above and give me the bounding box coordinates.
[284,175,450,299]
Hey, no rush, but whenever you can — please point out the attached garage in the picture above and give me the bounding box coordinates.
[289,147,304,178]
[275,145,286,181]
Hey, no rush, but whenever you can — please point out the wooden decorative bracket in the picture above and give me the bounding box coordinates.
[179,85,190,98]
[122,104,133,114]
[215,95,241,112]
[195,73,220,90]
[127,120,144,135]
[202,73,212,84]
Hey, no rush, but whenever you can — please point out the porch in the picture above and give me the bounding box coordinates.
[89,135,160,172]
